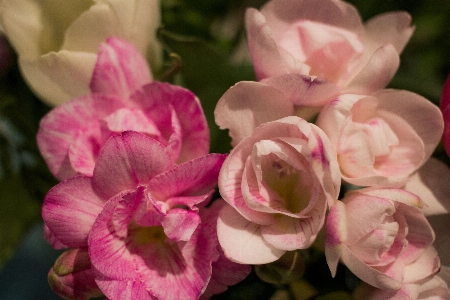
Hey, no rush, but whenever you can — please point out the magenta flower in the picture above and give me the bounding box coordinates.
[246,0,414,94]
[42,131,229,299]
[325,188,439,291]
[38,37,209,181]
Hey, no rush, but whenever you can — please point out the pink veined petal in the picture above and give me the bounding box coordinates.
[42,176,105,247]
[89,188,145,281]
[37,95,100,180]
[147,154,226,201]
[92,131,173,199]
[134,82,210,162]
[214,81,294,146]
[260,203,326,251]
[199,200,251,299]
[161,208,201,241]
[362,187,423,209]
[364,11,414,55]
[94,273,154,300]
[103,108,161,137]
[325,201,347,277]
[90,37,152,98]
[217,204,285,264]
[44,224,68,250]
[344,44,400,94]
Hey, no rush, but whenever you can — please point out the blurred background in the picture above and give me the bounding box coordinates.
[0,0,449,299]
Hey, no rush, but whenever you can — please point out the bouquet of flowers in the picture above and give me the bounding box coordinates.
[1,0,450,299]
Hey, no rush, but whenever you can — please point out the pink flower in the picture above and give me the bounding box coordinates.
[37,37,209,181]
[42,131,228,299]
[440,74,450,157]
[316,89,443,187]
[325,188,439,291]
[246,0,414,94]
[216,116,340,264]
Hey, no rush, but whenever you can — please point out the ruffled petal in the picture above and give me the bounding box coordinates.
[43,176,104,247]
[92,131,173,199]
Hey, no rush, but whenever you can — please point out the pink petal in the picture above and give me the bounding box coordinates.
[440,75,450,157]
[147,154,226,202]
[162,209,201,241]
[90,37,152,98]
[260,204,326,251]
[133,82,210,163]
[214,81,294,146]
[364,11,414,54]
[375,89,443,164]
[341,245,402,290]
[261,74,340,107]
[325,201,347,277]
[44,224,68,250]
[217,204,285,264]
[89,188,145,281]
[92,131,173,199]
[42,176,105,247]
[345,44,400,94]
[403,246,440,283]
[37,95,101,180]
[94,274,153,300]
[342,191,396,244]
[103,108,161,137]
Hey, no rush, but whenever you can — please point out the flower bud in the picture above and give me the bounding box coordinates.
[48,247,103,300]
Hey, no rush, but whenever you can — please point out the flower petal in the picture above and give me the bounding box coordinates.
[217,204,285,264]
[92,131,173,199]
[215,81,294,146]
[90,37,152,98]
[43,176,104,247]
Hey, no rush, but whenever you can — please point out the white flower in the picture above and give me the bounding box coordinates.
[0,0,162,106]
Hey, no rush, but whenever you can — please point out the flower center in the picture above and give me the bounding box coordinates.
[130,226,167,245]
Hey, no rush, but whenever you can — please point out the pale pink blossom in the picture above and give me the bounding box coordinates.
[246,0,414,94]
[42,131,228,299]
[325,188,439,291]
[316,89,443,187]
[38,37,209,181]
[216,116,340,264]
[440,74,450,156]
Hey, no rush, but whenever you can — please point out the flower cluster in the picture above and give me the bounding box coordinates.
[1,0,450,299]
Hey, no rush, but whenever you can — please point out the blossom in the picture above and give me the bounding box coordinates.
[316,89,443,187]
[42,131,228,299]
[0,0,161,106]
[37,37,209,181]
[216,116,340,264]
[245,0,414,94]
[440,74,450,156]
[325,188,439,291]
[47,247,103,300]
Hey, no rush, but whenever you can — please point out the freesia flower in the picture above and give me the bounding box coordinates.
[47,247,103,299]
[325,188,439,291]
[216,116,340,264]
[38,37,209,181]
[316,89,443,187]
[246,0,414,94]
[0,0,161,106]
[43,131,229,299]
[440,74,450,156]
